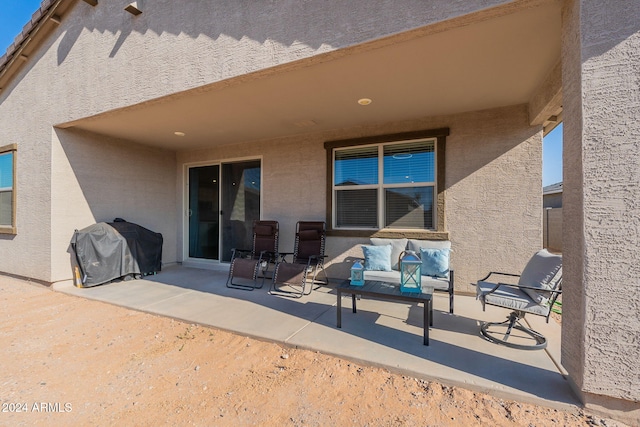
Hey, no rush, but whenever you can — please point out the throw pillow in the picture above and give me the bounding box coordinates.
[420,248,450,278]
[370,237,408,270]
[518,249,562,305]
[361,244,393,271]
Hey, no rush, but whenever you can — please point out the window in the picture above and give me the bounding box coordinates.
[325,128,448,236]
[0,144,16,234]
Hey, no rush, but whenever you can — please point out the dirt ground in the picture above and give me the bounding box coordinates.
[0,276,624,427]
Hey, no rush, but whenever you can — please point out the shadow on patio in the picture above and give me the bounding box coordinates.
[53,264,578,411]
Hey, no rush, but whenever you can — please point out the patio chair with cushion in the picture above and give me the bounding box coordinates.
[269,221,328,298]
[476,249,562,350]
[226,220,279,291]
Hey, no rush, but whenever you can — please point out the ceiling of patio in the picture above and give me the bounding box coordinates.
[61,2,561,151]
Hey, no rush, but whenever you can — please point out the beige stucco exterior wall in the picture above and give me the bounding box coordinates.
[0,0,638,422]
[177,103,542,293]
[445,105,542,292]
[0,0,542,283]
[50,128,177,282]
[324,104,542,292]
[41,0,518,121]
[176,136,327,263]
[0,78,53,280]
[561,0,640,422]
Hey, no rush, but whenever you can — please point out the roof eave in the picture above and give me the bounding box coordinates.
[0,0,76,93]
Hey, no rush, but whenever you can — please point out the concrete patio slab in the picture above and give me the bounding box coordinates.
[53,264,579,411]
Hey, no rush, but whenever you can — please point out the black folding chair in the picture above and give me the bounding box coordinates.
[270,221,328,298]
[226,220,279,291]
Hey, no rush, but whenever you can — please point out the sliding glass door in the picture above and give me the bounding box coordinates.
[220,161,261,262]
[187,160,261,262]
[188,165,220,259]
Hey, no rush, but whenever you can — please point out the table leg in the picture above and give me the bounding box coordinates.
[424,300,430,346]
[430,299,433,327]
[352,294,357,313]
[337,289,342,328]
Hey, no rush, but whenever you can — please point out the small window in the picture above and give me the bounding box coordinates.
[0,144,16,234]
[333,138,436,230]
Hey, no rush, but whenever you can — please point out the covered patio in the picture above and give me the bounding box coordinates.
[1,0,638,422]
[53,265,577,411]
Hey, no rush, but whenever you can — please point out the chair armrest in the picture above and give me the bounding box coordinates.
[258,250,281,261]
[478,271,521,282]
[496,282,562,295]
[232,248,251,253]
[259,250,278,255]
[276,252,294,262]
[306,254,327,263]
[230,248,252,258]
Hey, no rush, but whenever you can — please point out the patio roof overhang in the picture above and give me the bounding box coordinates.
[56,1,563,151]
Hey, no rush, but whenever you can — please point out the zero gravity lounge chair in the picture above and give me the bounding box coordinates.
[269,221,328,298]
[226,220,279,291]
[476,249,562,350]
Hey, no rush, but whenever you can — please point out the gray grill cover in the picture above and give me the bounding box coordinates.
[71,220,163,287]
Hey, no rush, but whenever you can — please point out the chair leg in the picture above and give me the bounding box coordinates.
[305,264,326,294]
[448,270,455,314]
[449,289,454,314]
[480,311,547,350]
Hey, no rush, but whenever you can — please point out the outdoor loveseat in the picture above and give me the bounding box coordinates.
[359,238,454,313]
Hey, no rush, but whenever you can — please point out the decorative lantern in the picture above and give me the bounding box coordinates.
[400,250,422,293]
[350,259,365,286]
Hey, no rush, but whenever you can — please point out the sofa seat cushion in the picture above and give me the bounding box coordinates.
[477,281,550,316]
[363,270,450,291]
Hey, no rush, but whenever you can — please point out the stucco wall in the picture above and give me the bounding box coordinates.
[42,0,518,123]
[177,104,542,294]
[543,192,562,208]
[0,34,57,281]
[322,105,542,292]
[561,0,640,417]
[176,135,327,263]
[0,0,533,283]
[543,207,562,252]
[50,128,177,282]
[445,105,542,292]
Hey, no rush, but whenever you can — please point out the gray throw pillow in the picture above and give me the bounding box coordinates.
[518,249,562,305]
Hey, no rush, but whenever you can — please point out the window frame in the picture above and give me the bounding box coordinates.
[0,143,16,234]
[325,128,449,239]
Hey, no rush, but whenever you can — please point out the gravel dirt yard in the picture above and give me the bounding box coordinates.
[1,275,624,426]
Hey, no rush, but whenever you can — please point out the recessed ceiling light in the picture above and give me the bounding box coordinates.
[358,98,372,106]
[174,131,185,137]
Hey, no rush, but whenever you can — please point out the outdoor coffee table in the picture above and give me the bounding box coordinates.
[336,280,434,345]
